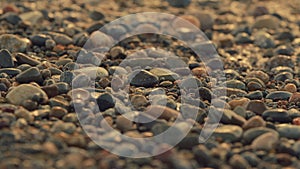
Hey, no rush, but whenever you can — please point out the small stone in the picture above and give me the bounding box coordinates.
[274,72,293,82]
[252,15,279,30]
[14,107,34,123]
[191,67,209,77]
[252,6,269,17]
[15,53,41,66]
[50,106,67,119]
[96,92,115,112]
[129,70,159,88]
[229,154,251,169]
[243,116,266,130]
[246,70,269,84]
[265,55,294,70]
[194,12,214,30]
[72,74,91,88]
[212,125,243,142]
[0,34,30,52]
[228,98,250,109]
[276,124,300,139]
[251,132,279,151]
[145,105,180,121]
[223,80,246,90]
[6,84,48,105]
[68,88,90,101]
[247,81,263,91]
[234,33,253,44]
[60,71,75,85]
[284,83,297,93]
[45,39,56,49]
[116,115,134,132]
[246,100,267,115]
[167,0,191,7]
[0,49,14,68]
[130,95,148,110]
[262,109,291,123]
[48,32,73,46]
[74,67,108,80]
[150,68,179,82]
[266,91,292,101]
[271,66,293,74]
[243,127,277,144]
[289,92,300,103]
[19,11,43,25]
[246,91,263,100]
[15,67,43,84]
[177,15,201,28]
[30,34,51,46]
[275,45,294,56]
[89,10,105,21]
[221,108,246,126]
[254,31,275,48]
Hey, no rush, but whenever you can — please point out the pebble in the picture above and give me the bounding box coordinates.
[0,34,30,52]
[234,32,253,44]
[72,74,91,88]
[229,154,251,169]
[6,84,48,105]
[289,92,300,103]
[74,67,108,79]
[144,105,180,121]
[177,15,201,28]
[284,83,297,93]
[15,67,43,84]
[243,127,278,144]
[251,132,279,151]
[47,32,73,46]
[246,91,263,100]
[271,66,293,74]
[275,45,294,56]
[19,11,43,25]
[228,98,249,109]
[89,10,105,21]
[265,55,294,70]
[149,68,179,82]
[274,72,293,82]
[254,31,275,48]
[194,12,214,30]
[262,109,291,123]
[50,106,68,119]
[221,108,247,126]
[266,91,292,101]
[246,70,269,84]
[276,124,300,139]
[96,92,115,112]
[0,49,14,68]
[243,116,266,130]
[15,53,41,66]
[130,94,148,110]
[1,13,21,25]
[212,125,243,142]
[30,34,51,46]
[252,15,279,30]
[128,70,159,88]
[167,0,191,7]
[179,77,203,90]
[223,80,246,90]
[116,115,134,132]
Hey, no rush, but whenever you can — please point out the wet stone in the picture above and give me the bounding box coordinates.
[129,70,159,88]
[15,67,43,84]
[266,91,292,101]
[262,109,291,123]
[0,49,14,68]
[212,125,243,142]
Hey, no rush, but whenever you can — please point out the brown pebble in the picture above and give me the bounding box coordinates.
[247,81,263,91]
[145,105,180,121]
[43,142,58,155]
[50,106,67,119]
[246,70,269,84]
[243,116,266,130]
[228,98,250,109]
[289,92,300,103]
[251,132,279,151]
[100,116,114,131]
[246,100,267,115]
[41,85,59,98]
[284,83,297,93]
[116,115,134,132]
[130,94,148,110]
[178,15,201,28]
[191,67,209,78]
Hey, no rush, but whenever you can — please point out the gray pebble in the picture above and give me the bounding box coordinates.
[266,91,292,101]
[276,124,300,139]
[0,34,30,52]
[262,109,291,123]
[129,70,159,88]
[16,67,43,84]
[212,125,243,142]
[0,49,14,68]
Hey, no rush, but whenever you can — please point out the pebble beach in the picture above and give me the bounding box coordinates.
[1,0,300,168]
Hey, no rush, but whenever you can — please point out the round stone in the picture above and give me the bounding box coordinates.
[284,83,297,93]
[129,70,159,88]
[276,124,300,139]
[50,106,67,119]
[251,132,279,151]
[262,109,291,123]
[243,116,266,130]
[252,15,279,30]
[212,125,243,142]
[96,93,115,112]
[6,84,48,105]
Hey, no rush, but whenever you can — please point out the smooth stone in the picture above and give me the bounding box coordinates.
[284,83,297,93]
[72,74,91,88]
[89,10,104,21]
[129,70,159,88]
[243,116,266,130]
[289,92,300,103]
[252,15,279,30]
[198,87,213,101]
[51,121,76,134]
[179,77,203,90]
[220,108,247,126]
[112,143,139,157]
[276,124,300,139]
[246,91,263,100]
[96,93,115,112]
[266,91,292,101]
[233,106,247,118]
[214,87,247,97]
[60,71,75,85]
[288,108,300,119]
[275,45,294,56]
[262,109,291,123]
[0,34,30,52]
[0,68,21,76]
[254,31,275,48]
[149,68,179,82]
[167,0,191,7]
[223,80,246,90]
[271,66,293,74]
[47,32,73,45]
[274,72,293,82]
[228,98,250,109]
[130,95,148,109]
[121,58,155,68]
[229,154,251,169]
[19,11,43,25]
[74,67,108,79]
[243,127,278,144]
[41,85,59,98]
[30,34,51,46]
[50,106,67,119]
[0,49,14,68]
[246,100,267,115]
[194,12,214,30]
[0,13,21,25]
[116,115,134,132]
[49,96,69,109]
[246,70,269,84]
[108,66,128,76]
[15,67,43,84]
[247,81,263,91]
[251,132,279,151]
[6,84,48,105]
[234,33,253,44]
[212,125,243,142]
[15,53,41,66]
[265,55,294,70]
[145,105,180,121]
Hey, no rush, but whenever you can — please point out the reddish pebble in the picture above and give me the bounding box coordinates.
[289,92,300,103]
[293,117,300,125]
[284,83,297,93]
[3,4,19,13]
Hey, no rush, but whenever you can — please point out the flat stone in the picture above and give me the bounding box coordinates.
[212,125,243,142]
[0,68,21,76]
[149,68,179,82]
[47,32,73,45]
[266,91,292,101]
[0,34,30,53]
[265,55,294,70]
[129,70,159,88]
[0,49,14,68]
[246,100,267,115]
[220,108,247,126]
[246,70,269,84]
[223,80,246,90]
[144,105,180,121]
[243,127,278,144]
[15,67,43,84]
[262,109,291,123]
[289,92,300,103]
[19,11,43,25]
[30,34,51,46]
[15,53,41,66]
[6,84,48,105]
[252,15,279,30]
[228,98,250,109]
[243,116,266,130]
[251,132,279,151]
[276,124,300,139]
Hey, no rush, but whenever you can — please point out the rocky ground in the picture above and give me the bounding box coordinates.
[1,0,300,168]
